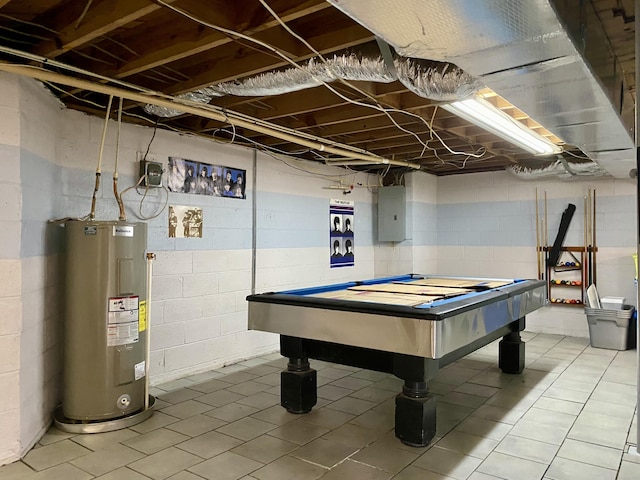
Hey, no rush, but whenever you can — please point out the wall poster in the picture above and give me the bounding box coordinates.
[330,199,354,268]
[167,156,246,199]
[169,205,203,238]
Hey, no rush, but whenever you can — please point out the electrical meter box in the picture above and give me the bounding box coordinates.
[378,185,406,242]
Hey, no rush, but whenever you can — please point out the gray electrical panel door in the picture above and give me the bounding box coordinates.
[378,185,406,242]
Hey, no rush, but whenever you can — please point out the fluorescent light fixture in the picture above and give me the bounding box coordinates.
[442,97,562,156]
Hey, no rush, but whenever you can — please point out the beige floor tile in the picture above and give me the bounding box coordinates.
[227,381,273,396]
[436,431,499,459]
[454,416,512,442]
[582,398,636,420]
[28,463,92,480]
[546,457,617,480]
[220,372,260,385]
[236,392,280,410]
[268,419,330,445]
[321,423,381,449]
[350,386,398,403]
[317,459,390,480]
[556,438,622,470]
[413,446,483,480]
[175,430,242,459]
[330,376,373,391]
[542,386,590,403]
[216,417,277,441]
[161,400,212,419]
[206,403,260,423]
[618,460,640,480]
[128,446,202,480]
[531,397,583,416]
[37,427,76,446]
[317,384,352,401]
[351,441,420,474]
[157,388,203,404]
[249,405,300,426]
[167,471,205,480]
[350,370,390,382]
[477,451,547,480]
[590,381,638,406]
[519,407,577,429]
[392,465,456,479]
[70,428,140,451]
[0,461,35,480]
[182,370,224,384]
[290,437,357,468]
[371,377,404,392]
[70,443,144,476]
[439,391,488,409]
[242,365,280,377]
[93,466,150,479]
[166,413,227,437]
[317,367,352,380]
[251,455,326,480]
[122,428,190,455]
[350,408,395,432]
[467,471,508,479]
[302,407,354,429]
[22,439,91,471]
[231,434,298,464]
[197,390,245,407]
[509,420,571,445]
[159,379,197,392]
[129,411,180,434]
[187,378,234,394]
[454,383,499,398]
[550,378,597,393]
[253,373,281,386]
[471,404,524,425]
[188,451,263,480]
[326,396,376,415]
[494,435,558,464]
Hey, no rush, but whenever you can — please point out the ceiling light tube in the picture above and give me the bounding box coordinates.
[442,97,562,156]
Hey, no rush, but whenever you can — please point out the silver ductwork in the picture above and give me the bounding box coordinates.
[144,53,483,118]
[328,0,635,178]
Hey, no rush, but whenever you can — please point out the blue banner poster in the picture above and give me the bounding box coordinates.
[330,199,354,268]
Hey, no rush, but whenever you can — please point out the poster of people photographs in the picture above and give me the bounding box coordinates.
[330,199,354,268]
[169,205,203,238]
[167,156,246,199]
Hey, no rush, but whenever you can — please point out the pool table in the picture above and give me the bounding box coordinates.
[247,274,546,446]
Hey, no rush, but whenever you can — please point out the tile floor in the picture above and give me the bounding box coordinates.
[2,332,640,480]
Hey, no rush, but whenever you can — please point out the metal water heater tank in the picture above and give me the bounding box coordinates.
[63,220,148,421]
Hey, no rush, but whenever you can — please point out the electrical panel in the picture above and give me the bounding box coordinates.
[139,160,163,188]
[378,185,406,242]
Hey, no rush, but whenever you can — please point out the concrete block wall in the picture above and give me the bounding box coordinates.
[0,72,24,465]
[435,171,637,337]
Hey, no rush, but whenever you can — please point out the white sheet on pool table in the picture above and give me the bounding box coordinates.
[348,284,471,296]
[407,278,515,289]
[311,289,440,306]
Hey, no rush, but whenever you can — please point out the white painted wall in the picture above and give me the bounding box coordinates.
[435,171,637,337]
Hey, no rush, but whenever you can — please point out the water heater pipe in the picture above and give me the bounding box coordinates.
[114,97,127,221]
[145,252,156,410]
[90,95,113,220]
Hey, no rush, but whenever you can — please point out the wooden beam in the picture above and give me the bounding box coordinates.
[109,0,331,79]
[34,0,179,58]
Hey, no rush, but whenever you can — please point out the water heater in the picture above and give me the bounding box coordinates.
[63,220,148,421]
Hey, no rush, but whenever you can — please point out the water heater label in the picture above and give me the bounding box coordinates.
[135,361,146,380]
[113,225,134,237]
[84,226,97,235]
[107,296,139,346]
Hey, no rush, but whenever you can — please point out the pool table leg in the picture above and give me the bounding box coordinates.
[499,318,526,374]
[393,355,438,447]
[280,336,317,414]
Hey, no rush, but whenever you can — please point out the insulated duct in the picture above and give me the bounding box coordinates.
[144,53,483,118]
[327,0,635,178]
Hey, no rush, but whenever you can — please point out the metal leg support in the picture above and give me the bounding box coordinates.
[393,355,439,447]
[280,336,317,414]
[499,331,525,374]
